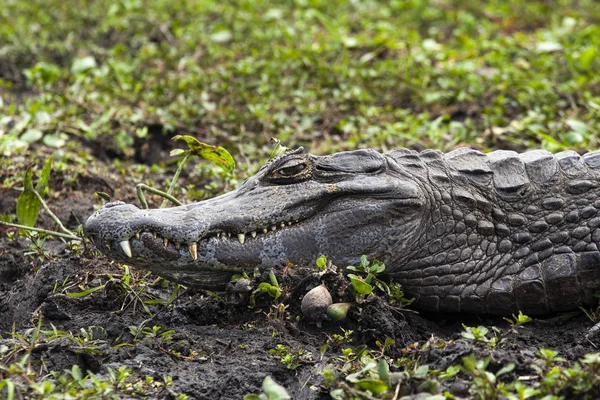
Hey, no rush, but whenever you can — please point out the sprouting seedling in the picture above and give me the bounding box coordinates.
[1,154,80,241]
[136,135,235,209]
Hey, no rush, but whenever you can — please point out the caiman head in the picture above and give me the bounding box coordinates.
[84,148,426,289]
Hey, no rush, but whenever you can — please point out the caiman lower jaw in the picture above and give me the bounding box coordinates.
[102,216,302,261]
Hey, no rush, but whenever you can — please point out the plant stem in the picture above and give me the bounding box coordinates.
[161,151,190,208]
[0,221,80,241]
[136,184,182,207]
[32,190,78,238]
[136,184,149,209]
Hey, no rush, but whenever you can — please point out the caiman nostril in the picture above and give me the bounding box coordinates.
[102,201,127,209]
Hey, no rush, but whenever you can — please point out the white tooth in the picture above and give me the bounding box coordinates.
[164,238,169,247]
[216,232,221,238]
[120,240,132,258]
[188,242,198,260]
[153,232,157,239]
[288,221,292,226]
[271,225,276,231]
[280,222,285,228]
[263,228,268,234]
[295,220,299,223]
[251,231,257,238]
[228,233,231,238]
[135,232,140,240]
[238,233,246,244]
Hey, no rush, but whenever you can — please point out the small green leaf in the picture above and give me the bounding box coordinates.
[20,129,43,143]
[42,134,67,148]
[566,119,589,135]
[369,260,386,274]
[71,364,83,381]
[242,395,262,400]
[359,255,369,268]
[267,286,281,300]
[316,255,327,270]
[256,282,272,293]
[348,274,373,295]
[172,135,235,173]
[170,148,189,157]
[16,167,41,227]
[578,46,597,70]
[211,30,233,43]
[262,376,291,400]
[65,284,105,298]
[535,41,563,53]
[71,56,97,74]
[36,155,53,196]
[496,363,515,376]
[378,359,390,381]
[354,379,389,395]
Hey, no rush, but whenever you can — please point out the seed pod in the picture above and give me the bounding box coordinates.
[301,284,332,321]
[326,302,352,321]
[234,278,253,293]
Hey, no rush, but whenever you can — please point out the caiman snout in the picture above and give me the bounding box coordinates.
[84,147,425,290]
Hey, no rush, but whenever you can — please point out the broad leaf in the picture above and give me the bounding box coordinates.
[262,376,291,400]
[172,135,235,173]
[348,274,373,295]
[354,379,389,395]
[16,167,41,227]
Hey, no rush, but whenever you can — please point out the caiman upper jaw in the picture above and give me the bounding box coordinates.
[84,201,305,261]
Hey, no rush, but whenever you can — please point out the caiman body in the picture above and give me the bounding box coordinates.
[84,147,600,316]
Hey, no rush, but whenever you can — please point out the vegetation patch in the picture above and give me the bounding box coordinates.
[2,0,600,398]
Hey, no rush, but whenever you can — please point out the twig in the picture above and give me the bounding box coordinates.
[0,221,80,241]
[161,151,190,208]
[32,189,77,238]
[136,183,183,209]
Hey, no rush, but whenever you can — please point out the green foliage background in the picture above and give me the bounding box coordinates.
[1,0,599,160]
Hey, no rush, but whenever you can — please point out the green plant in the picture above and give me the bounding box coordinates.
[461,354,515,400]
[252,270,282,302]
[244,376,291,400]
[461,325,501,347]
[268,345,313,371]
[346,256,410,305]
[504,311,533,331]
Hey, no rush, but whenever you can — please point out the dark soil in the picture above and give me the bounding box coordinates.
[1,160,599,399]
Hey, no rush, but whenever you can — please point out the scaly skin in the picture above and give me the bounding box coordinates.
[84,147,600,316]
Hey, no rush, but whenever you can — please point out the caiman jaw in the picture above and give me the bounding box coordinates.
[103,216,302,261]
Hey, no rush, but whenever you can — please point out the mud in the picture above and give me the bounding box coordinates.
[1,161,599,399]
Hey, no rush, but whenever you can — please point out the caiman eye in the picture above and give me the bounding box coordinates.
[269,158,312,183]
[278,162,306,177]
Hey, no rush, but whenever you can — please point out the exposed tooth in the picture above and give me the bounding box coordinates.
[228,233,231,238]
[251,231,257,238]
[263,228,268,234]
[135,232,140,240]
[271,225,276,231]
[164,238,169,247]
[288,221,292,226]
[238,233,246,244]
[216,232,221,238]
[280,222,285,228]
[188,242,198,260]
[106,240,112,250]
[153,232,157,239]
[175,242,181,250]
[119,240,132,258]
[295,220,299,223]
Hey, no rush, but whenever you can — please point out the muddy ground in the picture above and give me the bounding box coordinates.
[1,146,600,399]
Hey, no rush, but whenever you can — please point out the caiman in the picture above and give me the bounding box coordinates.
[84,147,600,316]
